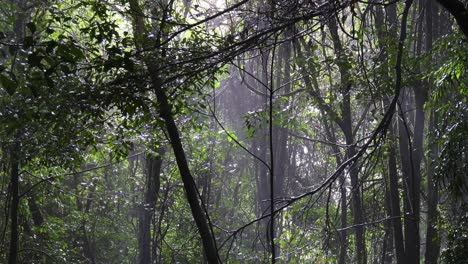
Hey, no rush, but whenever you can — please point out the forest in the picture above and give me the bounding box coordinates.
[0,0,467,263]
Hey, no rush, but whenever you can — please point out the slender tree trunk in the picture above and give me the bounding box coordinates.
[424,2,440,262]
[338,171,347,264]
[26,195,43,227]
[258,50,273,257]
[403,0,428,261]
[151,79,219,263]
[296,34,349,263]
[409,90,424,264]
[424,111,440,264]
[398,93,421,264]
[382,157,394,264]
[268,68,276,264]
[344,134,366,264]
[273,42,290,200]
[75,170,96,264]
[8,3,26,261]
[138,151,164,264]
[71,164,97,263]
[328,16,367,264]
[388,127,406,263]
[374,7,396,263]
[8,145,20,264]
[328,123,348,264]
[381,214,393,264]
[271,34,293,261]
[374,3,407,262]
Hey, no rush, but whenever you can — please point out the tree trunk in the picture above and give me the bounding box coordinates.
[374,3,406,263]
[403,0,428,259]
[326,121,348,264]
[424,111,440,264]
[151,78,219,263]
[388,127,406,264]
[382,154,394,264]
[296,31,352,263]
[398,94,420,264]
[8,145,20,264]
[424,2,440,262]
[138,151,164,264]
[128,0,219,261]
[328,16,367,264]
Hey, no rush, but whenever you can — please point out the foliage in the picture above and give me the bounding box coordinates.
[430,34,468,200]
[0,0,467,263]
[442,204,468,263]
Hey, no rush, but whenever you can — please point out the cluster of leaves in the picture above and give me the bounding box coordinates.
[24,151,142,263]
[430,34,468,200]
[0,1,121,167]
[442,204,468,263]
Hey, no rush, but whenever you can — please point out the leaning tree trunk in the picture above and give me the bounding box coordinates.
[128,0,219,262]
[151,75,219,263]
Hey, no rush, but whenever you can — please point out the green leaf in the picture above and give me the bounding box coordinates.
[28,53,44,67]
[45,40,58,53]
[68,45,85,60]
[26,22,36,33]
[57,44,84,62]
[0,74,18,95]
[45,27,54,34]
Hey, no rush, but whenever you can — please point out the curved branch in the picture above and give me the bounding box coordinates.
[436,0,468,38]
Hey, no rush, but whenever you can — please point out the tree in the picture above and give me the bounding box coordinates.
[1,0,467,263]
